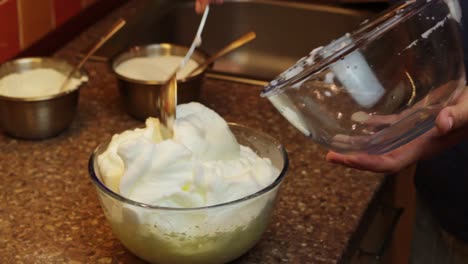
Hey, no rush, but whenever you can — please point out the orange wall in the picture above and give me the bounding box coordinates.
[0,0,97,63]
[0,0,20,62]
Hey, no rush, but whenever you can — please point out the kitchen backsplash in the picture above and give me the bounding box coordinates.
[0,0,97,63]
[0,0,389,63]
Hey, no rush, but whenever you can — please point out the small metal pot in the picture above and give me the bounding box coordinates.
[112,43,209,121]
[0,57,87,140]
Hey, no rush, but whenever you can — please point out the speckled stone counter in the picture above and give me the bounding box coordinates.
[0,1,385,263]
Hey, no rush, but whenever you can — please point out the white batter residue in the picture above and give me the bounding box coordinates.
[115,56,199,81]
[421,15,450,38]
[0,68,87,98]
[402,14,451,52]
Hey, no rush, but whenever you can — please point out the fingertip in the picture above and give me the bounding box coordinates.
[326,152,360,169]
[195,1,203,13]
[327,152,391,173]
[325,151,341,163]
[327,153,368,171]
[447,116,453,130]
[436,107,454,134]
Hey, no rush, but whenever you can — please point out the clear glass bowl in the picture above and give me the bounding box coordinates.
[88,124,289,264]
[262,0,466,154]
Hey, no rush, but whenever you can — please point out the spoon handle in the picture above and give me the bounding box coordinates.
[160,6,211,138]
[188,31,257,76]
[77,19,126,70]
[178,5,210,72]
[60,19,126,91]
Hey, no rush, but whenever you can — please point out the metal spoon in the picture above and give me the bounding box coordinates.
[160,5,210,137]
[59,19,126,92]
[159,30,257,139]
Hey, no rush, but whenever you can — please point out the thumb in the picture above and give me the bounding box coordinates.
[435,87,468,135]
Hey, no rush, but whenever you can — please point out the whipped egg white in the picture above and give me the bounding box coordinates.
[97,102,278,208]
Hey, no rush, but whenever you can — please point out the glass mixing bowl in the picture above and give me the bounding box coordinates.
[262,0,466,154]
[88,124,288,264]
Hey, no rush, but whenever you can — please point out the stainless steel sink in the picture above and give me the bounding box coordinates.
[97,0,375,84]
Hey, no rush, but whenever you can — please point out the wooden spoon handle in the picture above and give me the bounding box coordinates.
[60,19,126,91]
[188,31,257,76]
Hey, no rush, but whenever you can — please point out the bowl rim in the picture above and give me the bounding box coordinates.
[261,0,443,96]
[0,57,88,102]
[88,122,289,211]
[111,43,211,85]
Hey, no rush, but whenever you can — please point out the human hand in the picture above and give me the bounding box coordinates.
[326,86,468,173]
[195,0,223,14]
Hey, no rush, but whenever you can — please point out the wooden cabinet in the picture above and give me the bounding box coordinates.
[351,165,416,264]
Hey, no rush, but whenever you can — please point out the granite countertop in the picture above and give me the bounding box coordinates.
[0,1,385,263]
